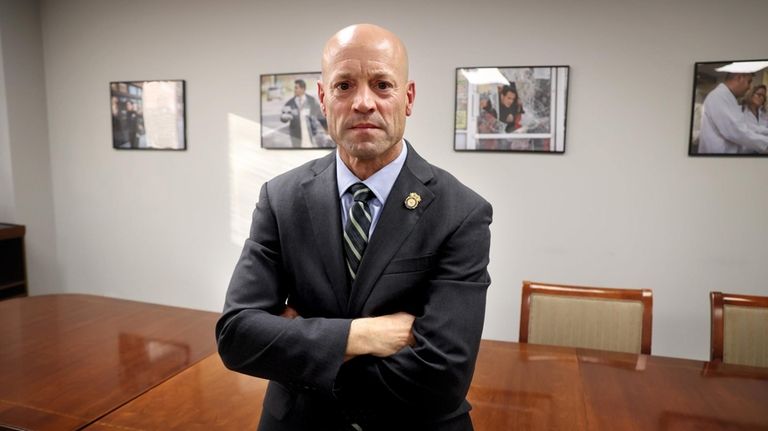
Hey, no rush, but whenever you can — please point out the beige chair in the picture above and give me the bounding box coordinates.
[519,280,653,354]
[710,291,768,367]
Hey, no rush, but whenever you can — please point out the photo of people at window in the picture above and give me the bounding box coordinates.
[689,60,768,155]
[454,66,569,153]
[110,80,186,150]
[260,73,334,149]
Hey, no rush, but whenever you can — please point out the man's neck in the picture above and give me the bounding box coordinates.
[339,141,404,180]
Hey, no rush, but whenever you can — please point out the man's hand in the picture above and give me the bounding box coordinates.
[281,307,415,361]
[281,305,300,319]
[345,312,416,361]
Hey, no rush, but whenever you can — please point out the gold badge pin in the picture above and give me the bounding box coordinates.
[404,192,421,210]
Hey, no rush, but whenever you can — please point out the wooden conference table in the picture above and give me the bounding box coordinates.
[0,295,219,430]
[2,295,767,430]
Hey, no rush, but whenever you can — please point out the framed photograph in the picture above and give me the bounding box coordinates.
[260,72,334,149]
[454,66,569,153]
[688,60,768,156]
[110,80,186,150]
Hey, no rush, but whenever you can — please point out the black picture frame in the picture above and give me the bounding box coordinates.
[453,66,569,153]
[260,72,334,149]
[688,59,768,156]
[110,80,186,151]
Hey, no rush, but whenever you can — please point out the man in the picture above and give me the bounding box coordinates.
[111,96,126,148]
[280,79,326,147]
[699,72,768,154]
[216,24,492,430]
[497,84,523,133]
[125,100,143,148]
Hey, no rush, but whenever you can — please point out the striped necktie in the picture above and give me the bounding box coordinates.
[343,183,374,282]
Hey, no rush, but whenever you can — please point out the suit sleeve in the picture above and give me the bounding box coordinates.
[215,182,350,393]
[334,198,493,419]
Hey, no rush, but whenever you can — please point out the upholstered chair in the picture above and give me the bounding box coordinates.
[519,280,653,354]
[710,291,768,367]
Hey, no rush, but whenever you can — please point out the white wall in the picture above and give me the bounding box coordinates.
[0,0,59,294]
[34,0,768,360]
[0,25,15,221]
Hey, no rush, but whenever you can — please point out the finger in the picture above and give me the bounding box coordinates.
[281,306,299,319]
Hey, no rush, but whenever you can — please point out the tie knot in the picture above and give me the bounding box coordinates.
[349,183,374,203]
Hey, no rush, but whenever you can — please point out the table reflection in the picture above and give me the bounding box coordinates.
[118,332,191,391]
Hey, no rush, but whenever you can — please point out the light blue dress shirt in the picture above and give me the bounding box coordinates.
[336,142,408,240]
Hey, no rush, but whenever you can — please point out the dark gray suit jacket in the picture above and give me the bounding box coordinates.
[216,142,492,430]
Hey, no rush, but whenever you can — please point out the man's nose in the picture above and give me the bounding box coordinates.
[352,86,375,114]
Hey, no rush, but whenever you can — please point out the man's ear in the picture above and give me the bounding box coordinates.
[405,81,415,116]
[317,81,327,116]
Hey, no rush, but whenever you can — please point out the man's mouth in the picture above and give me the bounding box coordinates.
[350,123,380,129]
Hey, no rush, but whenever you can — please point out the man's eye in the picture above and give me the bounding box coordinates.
[376,82,393,90]
[336,82,350,91]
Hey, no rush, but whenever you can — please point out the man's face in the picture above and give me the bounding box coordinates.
[735,74,754,97]
[501,91,516,108]
[319,36,415,161]
[294,84,305,97]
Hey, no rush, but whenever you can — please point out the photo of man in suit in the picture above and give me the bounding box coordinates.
[217,23,493,431]
[280,79,327,148]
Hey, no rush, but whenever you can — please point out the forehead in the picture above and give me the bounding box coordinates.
[327,58,397,79]
[324,42,405,80]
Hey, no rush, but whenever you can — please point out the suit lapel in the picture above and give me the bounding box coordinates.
[300,153,349,314]
[349,143,435,315]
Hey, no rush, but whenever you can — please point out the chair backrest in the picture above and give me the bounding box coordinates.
[519,280,653,355]
[710,291,768,367]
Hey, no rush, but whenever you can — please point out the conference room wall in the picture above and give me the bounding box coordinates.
[0,25,14,222]
[0,0,60,295]
[26,0,768,361]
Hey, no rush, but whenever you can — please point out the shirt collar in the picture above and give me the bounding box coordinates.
[336,141,408,204]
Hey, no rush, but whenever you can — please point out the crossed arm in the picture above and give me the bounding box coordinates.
[281,306,416,360]
[217,181,492,419]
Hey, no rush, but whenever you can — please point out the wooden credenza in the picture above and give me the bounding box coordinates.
[0,223,27,300]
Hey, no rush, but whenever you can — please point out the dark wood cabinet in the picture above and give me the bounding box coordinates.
[0,223,27,300]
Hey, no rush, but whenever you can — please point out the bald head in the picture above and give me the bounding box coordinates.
[322,24,409,83]
[317,23,415,179]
